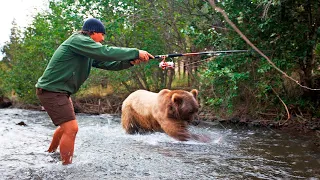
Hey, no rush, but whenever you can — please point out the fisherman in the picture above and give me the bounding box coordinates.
[35,18,154,165]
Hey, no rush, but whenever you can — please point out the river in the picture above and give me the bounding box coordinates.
[0,108,319,180]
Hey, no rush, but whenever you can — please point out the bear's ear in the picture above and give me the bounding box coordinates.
[190,89,198,98]
[171,93,183,105]
[159,89,171,96]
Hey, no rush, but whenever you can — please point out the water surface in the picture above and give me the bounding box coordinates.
[0,108,319,179]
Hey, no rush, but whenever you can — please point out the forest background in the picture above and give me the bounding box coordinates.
[0,0,320,131]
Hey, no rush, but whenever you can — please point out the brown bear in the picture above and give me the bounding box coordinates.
[121,89,210,142]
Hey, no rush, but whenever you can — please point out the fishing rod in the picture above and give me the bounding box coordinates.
[154,50,249,59]
[154,50,250,69]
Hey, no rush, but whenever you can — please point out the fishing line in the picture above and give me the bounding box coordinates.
[153,50,250,69]
[153,50,250,59]
[154,50,250,69]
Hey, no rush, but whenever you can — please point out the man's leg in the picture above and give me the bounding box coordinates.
[59,119,78,165]
[47,126,64,152]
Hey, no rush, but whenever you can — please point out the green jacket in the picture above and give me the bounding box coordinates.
[35,32,139,94]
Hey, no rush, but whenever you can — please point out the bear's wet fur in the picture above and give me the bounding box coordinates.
[121,89,207,141]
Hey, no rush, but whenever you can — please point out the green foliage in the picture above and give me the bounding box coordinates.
[198,0,320,118]
[200,54,250,113]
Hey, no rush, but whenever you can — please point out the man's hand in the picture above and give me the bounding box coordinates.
[139,50,154,62]
[130,59,142,65]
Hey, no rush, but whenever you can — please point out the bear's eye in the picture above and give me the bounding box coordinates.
[189,108,198,114]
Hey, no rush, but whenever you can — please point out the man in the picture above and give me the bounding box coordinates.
[36,18,154,165]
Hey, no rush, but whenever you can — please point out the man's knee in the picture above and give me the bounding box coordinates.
[61,120,78,135]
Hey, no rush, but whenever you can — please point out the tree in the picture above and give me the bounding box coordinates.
[1,19,22,63]
[200,0,320,119]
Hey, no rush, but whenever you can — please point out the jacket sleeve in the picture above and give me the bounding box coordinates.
[68,34,139,62]
[91,59,133,71]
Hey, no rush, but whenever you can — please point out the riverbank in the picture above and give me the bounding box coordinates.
[198,108,320,145]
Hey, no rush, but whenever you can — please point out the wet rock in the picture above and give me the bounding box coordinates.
[16,121,27,126]
[0,97,12,108]
[230,117,240,123]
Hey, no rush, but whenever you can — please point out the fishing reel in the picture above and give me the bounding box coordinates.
[158,56,175,70]
[159,60,174,70]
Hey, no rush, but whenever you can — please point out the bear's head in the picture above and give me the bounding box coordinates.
[164,89,199,124]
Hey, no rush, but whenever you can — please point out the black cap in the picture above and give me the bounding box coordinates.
[82,18,106,34]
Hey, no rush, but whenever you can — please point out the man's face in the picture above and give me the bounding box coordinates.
[90,32,105,43]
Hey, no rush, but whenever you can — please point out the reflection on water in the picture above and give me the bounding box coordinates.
[0,108,319,180]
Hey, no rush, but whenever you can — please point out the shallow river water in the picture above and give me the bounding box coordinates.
[0,108,319,180]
